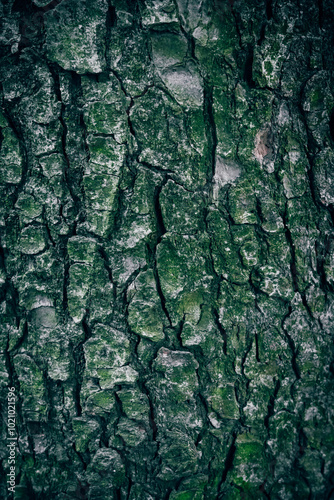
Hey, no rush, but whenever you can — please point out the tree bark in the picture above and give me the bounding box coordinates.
[1,0,334,498]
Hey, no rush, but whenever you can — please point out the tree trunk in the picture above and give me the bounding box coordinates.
[1,0,334,498]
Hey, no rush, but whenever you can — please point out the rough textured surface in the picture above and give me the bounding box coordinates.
[0,0,334,498]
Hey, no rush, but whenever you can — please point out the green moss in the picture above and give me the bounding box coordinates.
[153,348,199,402]
[45,0,107,73]
[83,173,119,210]
[228,179,257,224]
[87,134,125,176]
[160,180,205,233]
[67,263,91,323]
[84,102,127,141]
[0,111,8,127]
[19,226,46,255]
[14,354,48,421]
[127,269,166,341]
[72,417,100,453]
[0,126,23,184]
[84,325,131,381]
[157,434,199,481]
[169,491,201,500]
[209,385,239,419]
[116,418,147,447]
[97,366,139,389]
[117,388,150,420]
[309,87,324,107]
[170,475,208,500]
[150,32,187,68]
[15,195,43,224]
[67,236,97,263]
[264,60,274,74]
[84,390,116,415]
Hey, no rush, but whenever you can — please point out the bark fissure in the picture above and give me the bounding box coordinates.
[1,0,334,498]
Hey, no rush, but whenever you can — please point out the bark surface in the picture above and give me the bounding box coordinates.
[1,0,334,498]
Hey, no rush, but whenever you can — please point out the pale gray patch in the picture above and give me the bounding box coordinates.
[277,102,290,126]
[160,64,203,108]
[31,306,57,329]
[176,0,210,32]
[29,296,53,311]
[32,0,52,6]
[213,157,241,200]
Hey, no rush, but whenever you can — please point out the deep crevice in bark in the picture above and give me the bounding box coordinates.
[1,0,334,498]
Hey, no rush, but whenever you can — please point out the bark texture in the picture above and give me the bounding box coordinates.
[1,0,334,498]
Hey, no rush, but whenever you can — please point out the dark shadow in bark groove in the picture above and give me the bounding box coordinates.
[329,108,334,142]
